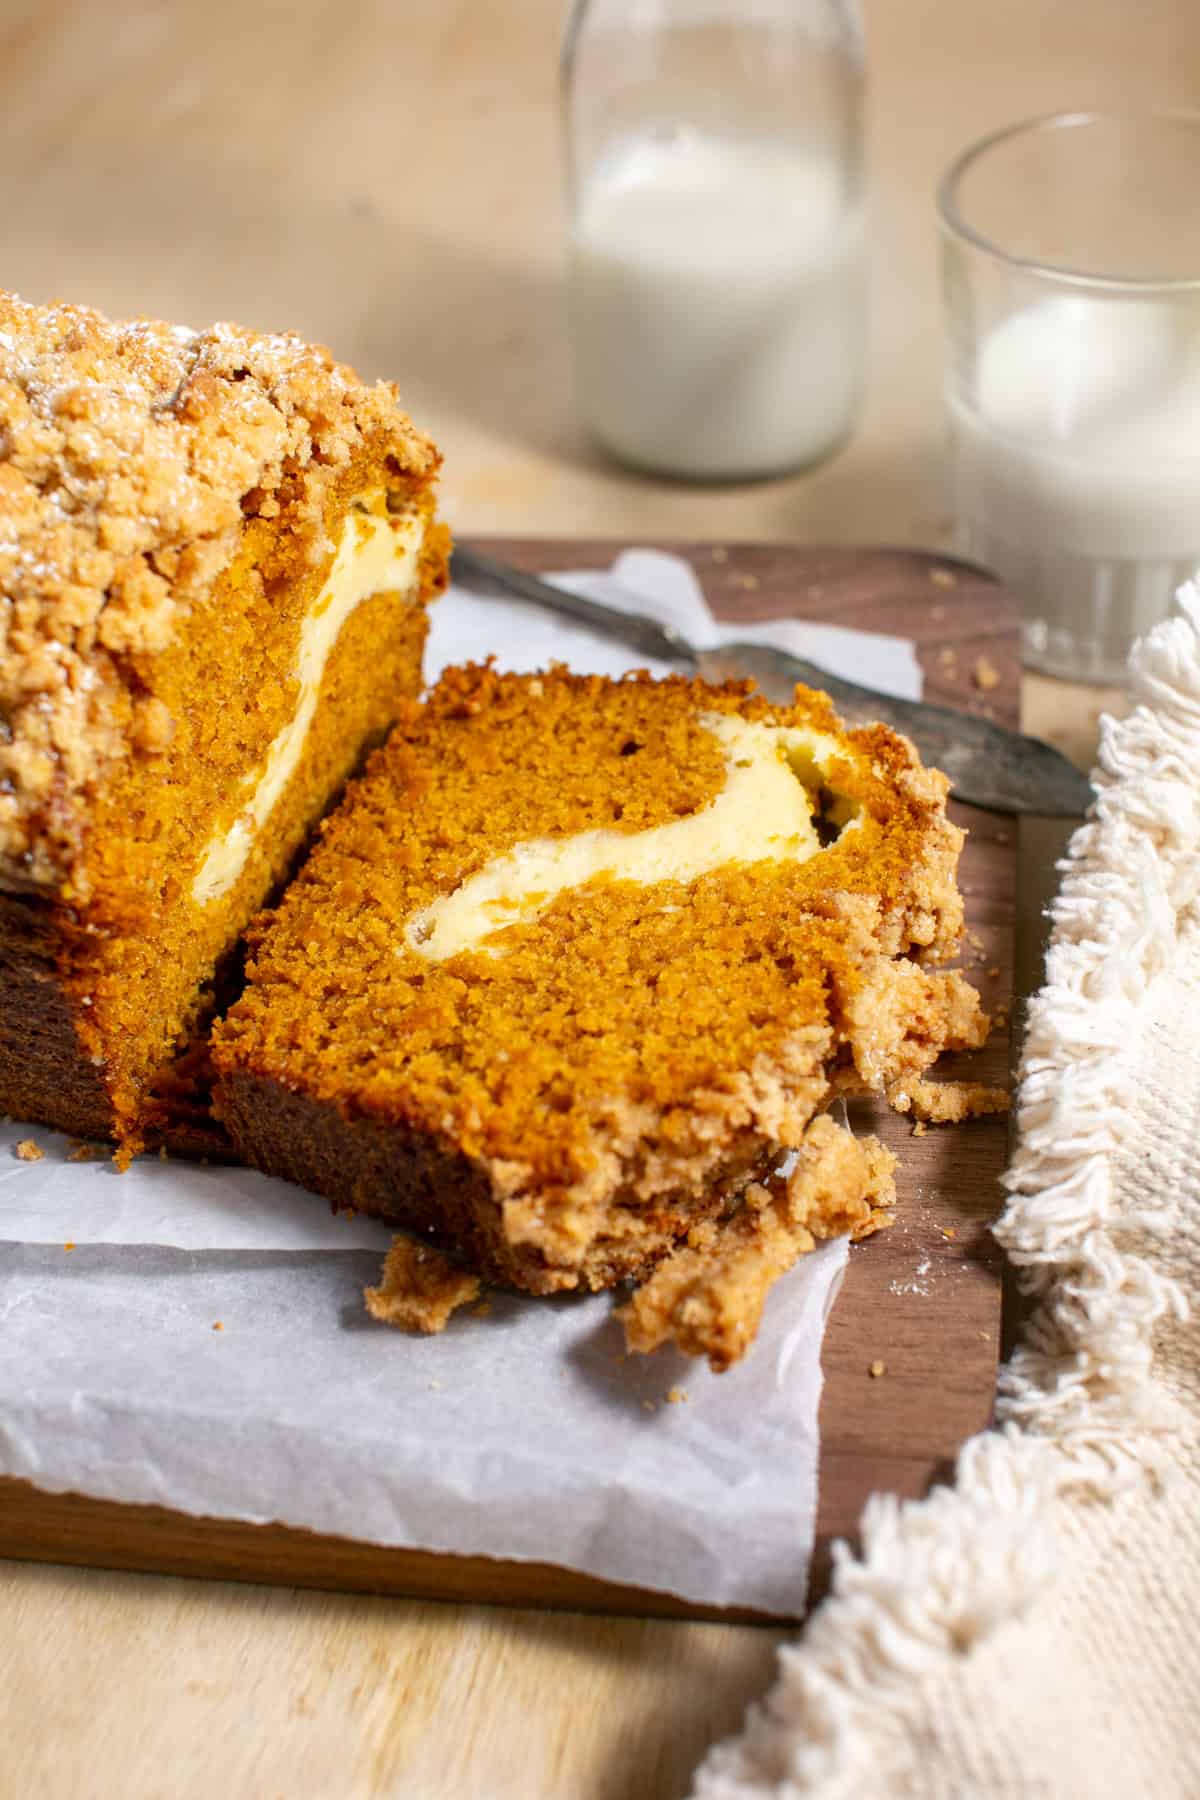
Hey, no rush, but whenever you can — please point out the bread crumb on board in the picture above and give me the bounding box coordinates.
[14,1138,44,1161]
[887,1075,1010,1124]
[930,568,957,590]
[972,655,1001,692]
[869,1359,887,1378]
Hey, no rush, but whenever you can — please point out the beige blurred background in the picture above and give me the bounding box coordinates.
[3,0,1197,556]
[2,5,1198,1797]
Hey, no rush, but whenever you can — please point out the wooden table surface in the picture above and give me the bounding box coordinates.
[3,2,1197,1796]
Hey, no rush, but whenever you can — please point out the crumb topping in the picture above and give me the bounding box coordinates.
[0,289,439,891]
[616,1114,897,1369]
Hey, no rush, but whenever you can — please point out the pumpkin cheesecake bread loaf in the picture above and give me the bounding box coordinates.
[0,291,448,1158]
[212,666,1004,1366]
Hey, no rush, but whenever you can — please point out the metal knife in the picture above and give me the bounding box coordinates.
[450,545,1092,818]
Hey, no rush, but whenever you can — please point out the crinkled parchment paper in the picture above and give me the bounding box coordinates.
[0,553,919,1610]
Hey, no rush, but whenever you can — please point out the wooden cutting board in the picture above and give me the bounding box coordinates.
[0,541,1016,1623]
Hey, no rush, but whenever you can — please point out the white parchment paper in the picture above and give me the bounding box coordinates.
[0,552,920,1612]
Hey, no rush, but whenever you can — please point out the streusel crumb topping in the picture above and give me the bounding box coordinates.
[0,290,438,891]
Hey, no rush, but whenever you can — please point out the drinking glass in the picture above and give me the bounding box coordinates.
[939,111,1200,681]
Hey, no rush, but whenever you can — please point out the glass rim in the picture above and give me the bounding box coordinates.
[937,108,1200,294]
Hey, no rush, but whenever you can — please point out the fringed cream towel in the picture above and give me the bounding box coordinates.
[693,591,1200,1800]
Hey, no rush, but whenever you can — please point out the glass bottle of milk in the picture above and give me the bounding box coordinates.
[562,0,866,481]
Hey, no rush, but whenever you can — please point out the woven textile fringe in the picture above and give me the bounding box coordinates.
[691,591,1200,1800]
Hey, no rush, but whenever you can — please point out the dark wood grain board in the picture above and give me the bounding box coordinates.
[0,542,1016,1623]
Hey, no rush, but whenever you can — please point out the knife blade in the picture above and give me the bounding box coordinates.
[450,545,1093,818]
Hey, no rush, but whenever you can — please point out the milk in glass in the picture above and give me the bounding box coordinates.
[570,130,864,480]
[948,297,1200,679]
